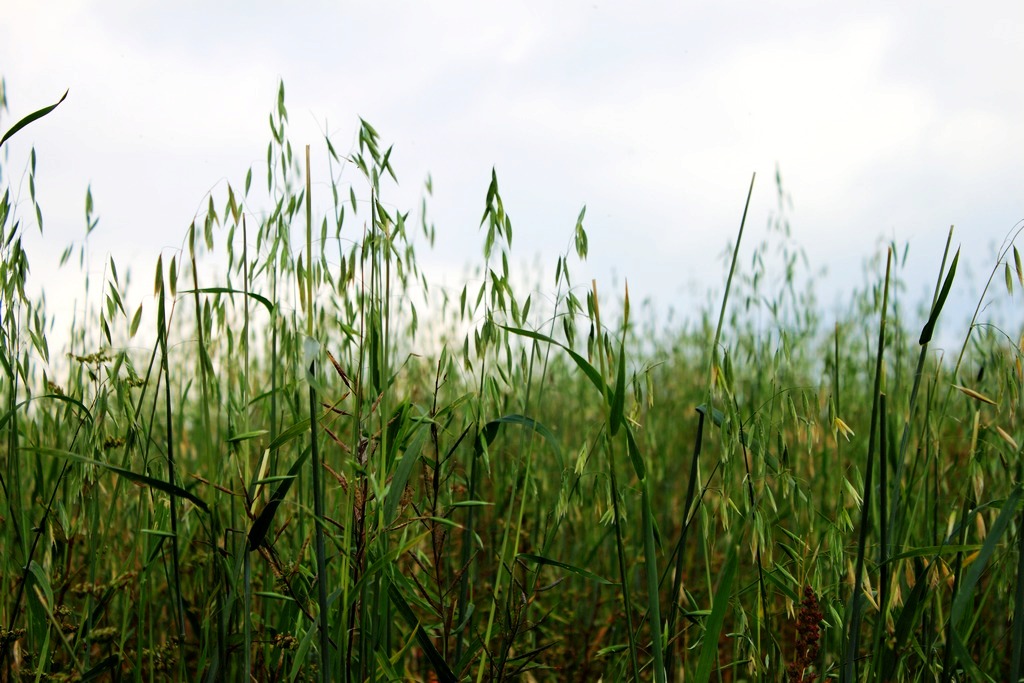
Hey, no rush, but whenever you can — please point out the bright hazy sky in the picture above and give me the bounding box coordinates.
[2,2,1022,352]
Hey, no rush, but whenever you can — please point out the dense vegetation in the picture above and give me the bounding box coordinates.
[1,81,1023,682]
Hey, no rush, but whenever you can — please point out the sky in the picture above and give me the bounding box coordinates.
[1,1,1022,356]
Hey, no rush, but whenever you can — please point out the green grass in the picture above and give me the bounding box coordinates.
[2,79,1024,682]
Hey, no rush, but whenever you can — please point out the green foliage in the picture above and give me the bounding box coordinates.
[1,78,1023,683]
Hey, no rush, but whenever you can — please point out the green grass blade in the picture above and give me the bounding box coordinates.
[387,579,457,683]
[247,445,311,550]
[884,558,930,680]
[694,541,738,682]
[949,627,995,683]
[501,324,609,399]
[384,422,426,525]
[624,424,647,499]
[181,287,276,315]
[1013,508,1024,682]
[487,414,564,466]
[842,247,892,683]
[919,247,959,344]
[0,89,67,147]
[24,446,209,512]
[886,545,982,562]
[609,336,625,437]
[0,393,93,433]
[640,475,665,682]
[517,552,616,584]
[951,486,1023,629]
[268,416,313,451]
[226,429,269,443]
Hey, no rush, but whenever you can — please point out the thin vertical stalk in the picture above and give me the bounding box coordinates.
[886,228,956,551]
[842,247,892,683]
[736,406,771,677]
[873,393,889,681]
[589,281,642,682]
[691,172,754,682]
[188,222,222,674]
[241,214,253,680]
[706,172,755,393]
[941,498,971,683]
[878,394,889,618]
[1014,415,1024,682]
[1012,489,1024,681]
[665,408,705,682]
[188,221,213,479]
[156,270,186,646]
[831,323,842,517]
[305,145,331,682]
[244,550,252,681]
[639,462,666,683]
[369,182,389,682]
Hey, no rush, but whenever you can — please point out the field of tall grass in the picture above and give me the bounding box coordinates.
[1,81,1023,682]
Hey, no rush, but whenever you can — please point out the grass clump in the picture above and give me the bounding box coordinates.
[1,79,1024,682]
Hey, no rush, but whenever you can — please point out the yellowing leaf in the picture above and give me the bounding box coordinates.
[953,384,997,406]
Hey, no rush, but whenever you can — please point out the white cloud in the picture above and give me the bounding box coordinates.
[1,1,1021,354]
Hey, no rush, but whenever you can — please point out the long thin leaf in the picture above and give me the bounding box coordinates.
[694,541,738,682]
[25,446,208,513]
[518,552,615,584]
[919,248,959,345]
[884,558,931,680]
[639,466,665,682]
[1013,504,1024,681]
[387,580,457,682]
[248,444,311,550]
[951,486,1023,627]
[501,324,609,399]
[949,627,994,683]
[384,423,427,525]
[0,393,93,434]
[609,335,625,436]
[624,420,647,483]
[0,89,68,147]
[487,414,563,466]
[182,287,275,315]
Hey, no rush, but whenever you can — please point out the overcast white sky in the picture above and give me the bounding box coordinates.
[2,2,1022,354]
